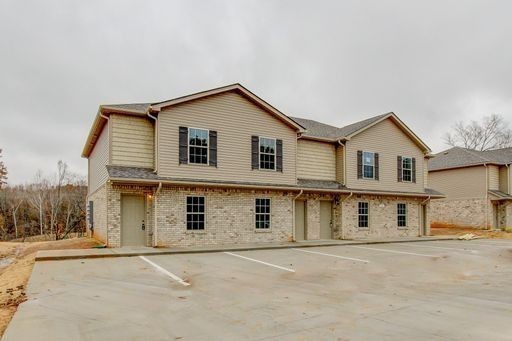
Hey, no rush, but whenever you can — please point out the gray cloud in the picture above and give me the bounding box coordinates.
[1,0,511,184]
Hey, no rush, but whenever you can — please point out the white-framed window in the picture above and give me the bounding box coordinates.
[397,203,407,227]
[255,198,271,229]
[259,137,276,170]
[186,196,205,230]
[188,128,209,164]
[363,152,375,179]
[358,202,369,228]
[402,157,412,182]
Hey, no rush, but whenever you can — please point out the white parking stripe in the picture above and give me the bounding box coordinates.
[397,243,475,252]
[292,248,370,263]
[139,256,190,286]
[349,245,438,258]
[224,252,295,272]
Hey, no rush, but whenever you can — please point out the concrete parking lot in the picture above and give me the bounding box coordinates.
[3,239,512,340]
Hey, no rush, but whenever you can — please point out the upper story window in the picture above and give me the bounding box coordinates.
[188,128,209,164]
[363,152,375,179]
[259,137,276,170]
[357,150,379,180]
[402,157,412,182]
[397,156,415,183]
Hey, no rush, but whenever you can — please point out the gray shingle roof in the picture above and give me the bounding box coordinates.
[107,166,442,197]
[291,113,389,140]
[489,190,512,201]
[102,103,152,113]
[429,147,512,171]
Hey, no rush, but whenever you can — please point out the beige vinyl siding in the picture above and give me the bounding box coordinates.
[488,165,500,191]
[423,157,429,188]
[158,91,297,185]
[88,123,109,194]
[297,140,336,181]
[336,144,344,184]
[499,166,509,193]
[110,114,154,168]
[429,166,487,199]
[345,118,425,192]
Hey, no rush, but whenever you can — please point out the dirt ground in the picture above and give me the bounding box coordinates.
[431,225,512,240]
[0,238,101,337]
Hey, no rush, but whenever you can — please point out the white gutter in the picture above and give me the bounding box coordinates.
[147,106,158,173]
[153,182,162,247]
[292,189,304,241]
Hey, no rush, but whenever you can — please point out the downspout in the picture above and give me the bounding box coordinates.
[337,139,345,185]
[147,107,158,173]
[153,182,162,247]
[292,189,304,242]
[506,164,511,195]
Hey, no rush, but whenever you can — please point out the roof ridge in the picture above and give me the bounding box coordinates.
[458,147,492,163]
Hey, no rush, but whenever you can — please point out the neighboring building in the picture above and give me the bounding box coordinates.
[429,147,512,229]
[82,83,442,247]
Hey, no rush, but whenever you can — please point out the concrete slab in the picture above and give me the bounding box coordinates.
[3,240,512,340]
[34,236,458,261]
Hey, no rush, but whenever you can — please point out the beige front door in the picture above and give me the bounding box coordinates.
[121,195,146,246]
[295,200,306,241]
[320,201,332,239]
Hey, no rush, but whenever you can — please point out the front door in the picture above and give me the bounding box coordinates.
[121,195,146,246]
[320,201,332,239]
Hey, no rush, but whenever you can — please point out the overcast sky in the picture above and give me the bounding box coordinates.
[1,0,511,184]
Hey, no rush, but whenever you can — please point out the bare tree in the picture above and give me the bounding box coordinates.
[0,148,7,188]
[444,114,512,151]
[7,187,24,238]
[27,170,47,235]
[48,160,68,237]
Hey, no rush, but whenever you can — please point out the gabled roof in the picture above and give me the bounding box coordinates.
[82,83,305,157]
[294,112,431,153]
[429,147,512,171]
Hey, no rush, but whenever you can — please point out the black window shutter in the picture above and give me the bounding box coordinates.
[374,153,379,180]
[397,156,402,182]
[209,130,217,167]
[179,126,188,164]
[412,157,416,183]
[276,139,283,172]
[357,151,363,179]
[251,136,259,170]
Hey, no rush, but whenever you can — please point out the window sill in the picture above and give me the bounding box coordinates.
[255,229,272,233]
[185,230,206,234]
[357,227,370,231]
[397,227,408,230]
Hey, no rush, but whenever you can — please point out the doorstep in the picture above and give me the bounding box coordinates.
[34,235,459,261]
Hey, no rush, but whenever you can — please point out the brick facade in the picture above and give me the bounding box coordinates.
[87,185,107,244]
[95,183,432,247]
[153,186,294,246]
[430,198,493,229]
[337,194,427,239]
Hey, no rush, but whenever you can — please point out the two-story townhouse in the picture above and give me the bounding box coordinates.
[82,84,442,247]
[429,147,512,229]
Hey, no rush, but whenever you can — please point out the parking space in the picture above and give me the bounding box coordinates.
[3,240,512,340]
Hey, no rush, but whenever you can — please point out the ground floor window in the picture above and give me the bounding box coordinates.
[397,203,407,227]
[186,196,205,230]
[255,198,271,229]
[358,202,369,228]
